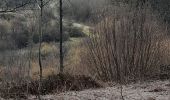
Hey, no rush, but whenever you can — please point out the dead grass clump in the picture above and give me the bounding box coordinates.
[0,74,102,99]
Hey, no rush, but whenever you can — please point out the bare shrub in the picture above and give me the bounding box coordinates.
[83,4,167,82]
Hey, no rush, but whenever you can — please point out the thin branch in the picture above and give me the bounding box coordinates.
[0,0,34,13]
[43,0,53,6]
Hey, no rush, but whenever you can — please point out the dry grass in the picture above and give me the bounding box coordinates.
[30,62,58,80]
[64,38,89,76]
[0,40,89,81]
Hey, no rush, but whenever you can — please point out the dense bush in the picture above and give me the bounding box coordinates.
[42,26,70,42]
[10,18,30,48]
[110,0,170,23]
[0,40,15,51]
[0,20,15,51]
[63,0,108,22]
[0,12,71,50]
[32,30,70,44]
[69,28,85,37]
[12,31,29,48]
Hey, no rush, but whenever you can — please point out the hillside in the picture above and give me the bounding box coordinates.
[0,0,170,100]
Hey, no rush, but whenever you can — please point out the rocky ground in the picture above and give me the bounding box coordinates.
[28,80,170,100]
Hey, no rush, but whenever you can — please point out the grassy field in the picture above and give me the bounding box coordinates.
[0,22,91,81]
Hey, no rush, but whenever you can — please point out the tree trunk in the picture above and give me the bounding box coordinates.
[59,0,64,73]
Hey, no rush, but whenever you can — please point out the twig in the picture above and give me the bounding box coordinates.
[120,84,125,100]
[0,0,34,13]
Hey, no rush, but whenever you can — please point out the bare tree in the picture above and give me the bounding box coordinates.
[35,0,43,99]
[36,0,54,99]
